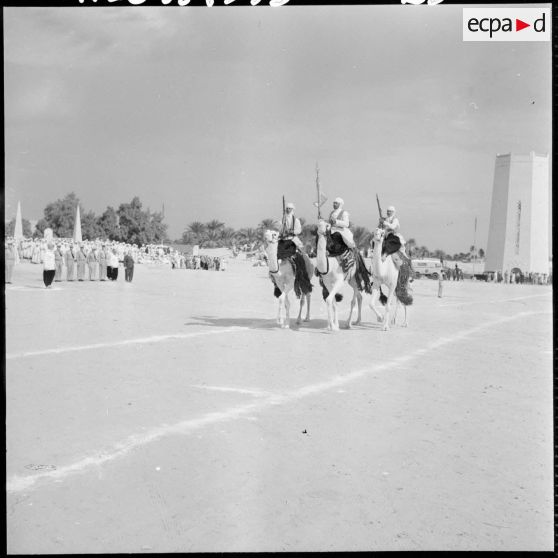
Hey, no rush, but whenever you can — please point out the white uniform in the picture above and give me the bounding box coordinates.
[329,207,355,249]
[281,212,303,250]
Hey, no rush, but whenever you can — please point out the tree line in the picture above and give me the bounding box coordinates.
[181,217,485,262]
[6,193,484,261]
[6,193,168,246]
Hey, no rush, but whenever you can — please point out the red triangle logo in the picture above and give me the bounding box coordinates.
[516,19,530,31]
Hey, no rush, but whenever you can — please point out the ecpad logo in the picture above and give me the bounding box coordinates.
[463,8,550,42]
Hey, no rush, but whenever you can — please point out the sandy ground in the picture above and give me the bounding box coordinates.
[5,258,554,553]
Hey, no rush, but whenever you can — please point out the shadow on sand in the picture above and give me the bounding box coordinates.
[187,315,382,333]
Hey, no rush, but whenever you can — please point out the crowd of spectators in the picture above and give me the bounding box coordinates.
[4,236,229,287]
[485,269,551,285]
[170,252,228,271]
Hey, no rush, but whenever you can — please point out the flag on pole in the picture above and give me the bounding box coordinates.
[313,191,328,208]
[73,205,82,243]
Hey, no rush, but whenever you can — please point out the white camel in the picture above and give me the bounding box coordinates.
[369,227,411,330]
[315,219,366,331]
[262,230,313,328]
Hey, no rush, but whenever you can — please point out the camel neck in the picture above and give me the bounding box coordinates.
[316,233,328,274]
[265,242,279,273]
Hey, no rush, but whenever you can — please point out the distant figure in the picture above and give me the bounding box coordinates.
[65,244,75,281]
[5,240,17,284]
[54,245,63,282]
[99,245,107,281]
[109,249,119,280]
[43,243,56,288]
[438,272,443,298]
[124,251,135,283]
[76,245,87,281]
[87,247,98,281]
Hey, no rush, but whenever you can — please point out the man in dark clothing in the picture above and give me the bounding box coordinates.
[123,251,135,282]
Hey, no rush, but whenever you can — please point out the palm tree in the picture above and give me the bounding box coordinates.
[352,226,372,252]
[405,237,417,258]
[235,227,260,249]
[184,221,207,246]
[258,218,280,234]
[220,227,237,248]
[206,219,225,234]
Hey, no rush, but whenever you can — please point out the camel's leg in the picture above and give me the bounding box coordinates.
[283,292,291,329]
[354,287,363,325]
[392,299,398,326]
[325,277,344,331]
[276,295,283,326]
[304,293,311,322]
[345,283,362,328]
[369,287,384,322]
[401,303,408,328]
[382,290,396,331]
[296,296,303,325]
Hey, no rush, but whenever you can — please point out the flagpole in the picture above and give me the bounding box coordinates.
[473,216,477,276]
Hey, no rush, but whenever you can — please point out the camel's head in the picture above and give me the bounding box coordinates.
[263,229,279,246]
[317,219,329,236]
[373,228,385,242]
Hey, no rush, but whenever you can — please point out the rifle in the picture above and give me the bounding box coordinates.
[281,195,286,236]
[316,163,322,220]
[376,194,385,228]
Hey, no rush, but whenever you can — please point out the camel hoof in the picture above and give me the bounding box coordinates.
[354,319,361,326]
[303,317,310,322]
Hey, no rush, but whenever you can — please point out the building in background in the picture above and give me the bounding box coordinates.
[485,152,550,275]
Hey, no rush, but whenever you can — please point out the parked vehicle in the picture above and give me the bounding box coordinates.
[412,259,445,279]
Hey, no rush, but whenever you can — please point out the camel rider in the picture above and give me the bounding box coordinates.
[381,206,407,251]
[280,202,303,251]
[329,197,356,249]
[279,201,313,286]
[380,206,410,269]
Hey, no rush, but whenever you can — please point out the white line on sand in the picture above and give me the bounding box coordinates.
[6,309,549,494]
[6,327,249,360]
[190,385,275,398]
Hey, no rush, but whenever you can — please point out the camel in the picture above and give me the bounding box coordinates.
[369,227,412,330]
[315,219,371,331]
[262,230,314,328]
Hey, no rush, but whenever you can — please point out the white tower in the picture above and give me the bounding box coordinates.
[485,152,550,275]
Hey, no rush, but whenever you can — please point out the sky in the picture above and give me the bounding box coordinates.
[3,3,552,254]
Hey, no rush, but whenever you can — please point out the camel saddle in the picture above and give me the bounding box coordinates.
[381,232,401,256]
[277,238,297,260]
[326,231,349,257]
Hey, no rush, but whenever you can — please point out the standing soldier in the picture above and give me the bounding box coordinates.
[123,250,135,283]
[87,245,99,280]
[65,243,75,281]
[54,244,64,282]
[76,244,87,281]
[98,244,107,281]
[5,239,17,284]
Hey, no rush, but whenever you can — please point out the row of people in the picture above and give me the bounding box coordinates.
[171,254,228,271]
[486,270,551,285]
